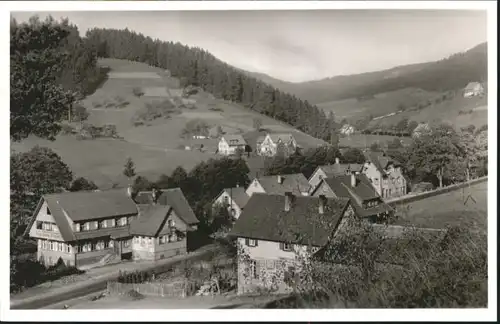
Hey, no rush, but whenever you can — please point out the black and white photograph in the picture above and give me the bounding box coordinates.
[2,1,497,322]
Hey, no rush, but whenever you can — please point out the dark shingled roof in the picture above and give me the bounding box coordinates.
[129,205,171,237]
[134,188,199,225]
[318,163,364,177]
[256,173,311,195]
[229,193,351,247]
[320,175,393,218]
[219,187,250,209]
[222,134,247,146]
[25,188,139,242]
[45,188,138,221]
[364,151,400,174]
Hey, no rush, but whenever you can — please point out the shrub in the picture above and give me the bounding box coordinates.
[132,87,144,97]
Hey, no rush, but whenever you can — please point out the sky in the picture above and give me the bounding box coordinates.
[11,10,487,83]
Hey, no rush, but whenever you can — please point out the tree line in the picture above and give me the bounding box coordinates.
[84,27,339,142]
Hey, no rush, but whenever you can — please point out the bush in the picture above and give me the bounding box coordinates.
[132,87,144,97]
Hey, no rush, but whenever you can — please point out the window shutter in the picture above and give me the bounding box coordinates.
[245,238,249,246]
[255,240,259,246]
[279,242,284,250]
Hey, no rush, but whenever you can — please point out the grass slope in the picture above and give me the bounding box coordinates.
[393,181,487,231]
[11,58,326,189]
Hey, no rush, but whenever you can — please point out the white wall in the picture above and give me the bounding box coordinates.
[214,191,244,219]
[29,201,65,242]
[245,179,266,197]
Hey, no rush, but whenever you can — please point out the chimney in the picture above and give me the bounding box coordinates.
[335,157,340,164]
[318,195,327,214]
[127,185,133,198]
[351,173,356,188]
[284,192,294,211]
[277,175,284,184]
[152,188,159,204]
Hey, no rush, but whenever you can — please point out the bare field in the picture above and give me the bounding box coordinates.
[394,181,488,230]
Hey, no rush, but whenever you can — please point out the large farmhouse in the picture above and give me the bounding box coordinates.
[26,187,198,269]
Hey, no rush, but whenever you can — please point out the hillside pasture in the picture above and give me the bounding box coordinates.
[12,58,328,188]
[367,95,488,130]
[339,134,413,149]
[392,181,487,231]
[317,88,441,121]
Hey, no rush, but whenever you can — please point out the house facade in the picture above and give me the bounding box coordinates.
[463,82,485,98]
[362,152,407,199]
[230,193,353,295]
[308,158,363,192]
[212,187,250,220]
[340,124,355,136]
[246,174,311,197]
[218,135,247,156]
[311,173,393,223]
[257,133,297,157]
[26,187,198,269]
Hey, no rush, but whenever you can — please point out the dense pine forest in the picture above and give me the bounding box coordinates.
[85,28,338,141]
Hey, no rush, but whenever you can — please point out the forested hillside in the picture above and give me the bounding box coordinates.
[250,42,488,104]
[85,28,338,141]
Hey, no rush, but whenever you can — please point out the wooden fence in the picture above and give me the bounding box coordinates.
[106,280,197,298]
[387,176,488,207]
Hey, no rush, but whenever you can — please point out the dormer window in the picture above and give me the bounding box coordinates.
[46,207,51,215]
[280,243,293,252]
[245,238,258,247]
[168,219,176,228]
[75,223,81,232]
[83,222,90,231]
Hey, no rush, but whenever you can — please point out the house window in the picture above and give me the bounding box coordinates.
[120,217,127,226]
[123,240,130,248]
[43,222,52,231]
[92,221,98,230]
[104,240,109,249]
[168,219,175,228]
[91,242,96,251]
[280,243,293,252]
[67,245,71,253]
[245,238,257,247]
[58,243,63,252]
[36,221,43,230]
[230,208,236,217]
[223,196,229,205]
[42,240,47,250]
[170,233,177,242]
[47,207,51,215]
[100,220,107,229]
[75,223,81,232]
[110,219,116,227]
[83,223,90,231]
[109,240,114,248]
[249,260,258,279]
[159,236,166,245]
[51,242,57,251]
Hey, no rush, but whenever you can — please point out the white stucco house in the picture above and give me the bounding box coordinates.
[463,82,485,98]
[212,186,250,220]
[217,135,247,156]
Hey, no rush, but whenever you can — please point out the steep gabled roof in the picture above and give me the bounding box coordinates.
[25,188,139,242]
[319,175,393,218]
[134,188,199,225]
[229,193,350,247]
[364,151,400,174]
[221,134,247,146]
[255,173,311,195]
[214,187,250,209]
[317,163,364,177]
[268,133,295,144]
[130,205,171,237]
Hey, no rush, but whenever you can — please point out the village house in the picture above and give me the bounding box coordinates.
[212,186,250,220]
[311,173,394,223]
[257,133,298,157]
[229,193,353,294]
[339,124,355,136]
[307,157,364,192]
[26,187,198,269]
[217,135,247,156]
[246,173,311,197]
[362,151,407,199]
[463,81,485,98]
